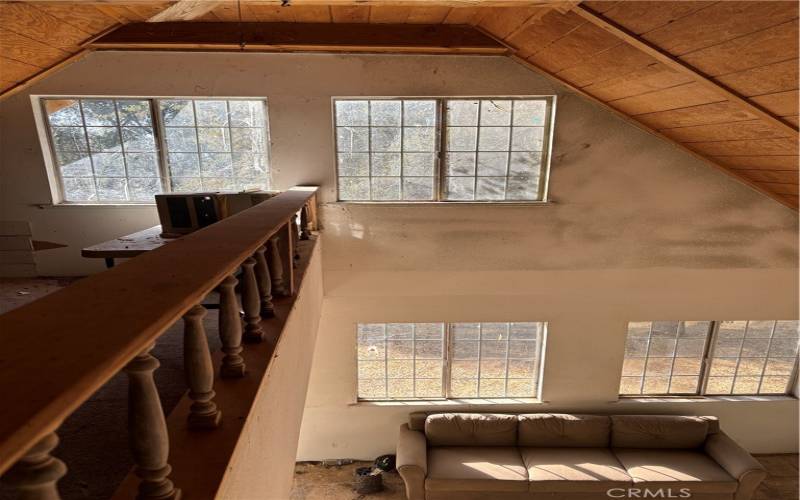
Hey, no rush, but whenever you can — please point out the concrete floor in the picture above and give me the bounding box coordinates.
[290,455,799,499]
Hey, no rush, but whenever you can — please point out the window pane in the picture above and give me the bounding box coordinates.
[707,320,799,395]
[356,323,445,400]
[44,98,164,202]
[449,322,544,399]
[159,99,270,191]
[619,321,711,395]
[444,98,550,201]
[334,99,436,201]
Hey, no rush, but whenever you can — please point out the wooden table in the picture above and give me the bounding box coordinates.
[81,225,170,268]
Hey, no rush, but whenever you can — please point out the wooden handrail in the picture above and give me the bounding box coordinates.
[0,186,318,475]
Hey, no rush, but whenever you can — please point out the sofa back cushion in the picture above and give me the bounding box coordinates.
[518,414,611,447]
[611,415,709,449]
[425,413,518,446]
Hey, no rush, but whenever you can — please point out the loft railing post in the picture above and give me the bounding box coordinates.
[290,217,300,262]
[182,304,221,430]
[254,244,274,318]
[218,274,246,378]
[124,344,180,500]
[267,237,288,296]
[0,432,66,500]
[300,205,310,240]
[240,256,264,343]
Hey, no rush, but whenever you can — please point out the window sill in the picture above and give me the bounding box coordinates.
[351,398,544,407]
[615,395,797,404]
[333,201,554,207]
[34,203,156,209]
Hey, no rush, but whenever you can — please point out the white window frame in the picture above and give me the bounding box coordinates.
[619,320,800,397]
[332,96,556,204]
[32,95,272,205]
[355,321,547,402]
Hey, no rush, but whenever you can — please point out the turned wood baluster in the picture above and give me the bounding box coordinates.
[1,433,66,500]
[290,217,300,262]
[240,256,264,343]
[218,274,246,378]
[124,345,181,500]
[300,205,310,240]
[254,244,274,318]
[267,237,288,296]
[183,304,221,429]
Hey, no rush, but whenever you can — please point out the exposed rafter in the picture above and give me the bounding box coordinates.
[573,3,798,138]
[147,0,223,22]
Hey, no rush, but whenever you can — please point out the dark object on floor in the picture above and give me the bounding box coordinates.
[375,454,396,472]
[354,466,383,494]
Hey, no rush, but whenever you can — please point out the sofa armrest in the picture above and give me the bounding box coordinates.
[397,423,427,500]
[705,432,766,500]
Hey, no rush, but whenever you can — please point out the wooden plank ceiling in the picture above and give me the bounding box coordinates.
[0,0,798,209]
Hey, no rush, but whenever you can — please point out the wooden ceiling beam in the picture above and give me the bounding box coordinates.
[148,0,224,22]
[573,3,798,139]
[89,21,508,54]
[19,0,559,5]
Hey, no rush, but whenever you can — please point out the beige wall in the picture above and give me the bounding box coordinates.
[218,241,323,500]
[0,51,797,458]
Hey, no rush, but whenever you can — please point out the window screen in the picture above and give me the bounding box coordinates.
[357,323,445,399]
[620,320,799,396]
[39,97,271,203]
[356,321,545,401]
[43,98,162,202]
[335,99,438,201]
[333,97,553,202]
[449,322,543,398]
[159,99,269,192]
[444,99,547,201]
[706,320,799,395]
[619,321,712,395]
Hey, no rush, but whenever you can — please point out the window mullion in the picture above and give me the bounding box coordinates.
[151,99,172,193]
[77,100,100,202]
[443,322,451,399]
[699,321,720,395]
[503,323,511,397]
[755,321,777,394]
[437,99,447,202]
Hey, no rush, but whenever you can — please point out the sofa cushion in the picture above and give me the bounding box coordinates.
[520,447,632,493]
[425,446,529,493]
[611,415,709,449]
[518,414,611,448]
[614,449,738,494]
[425,413,518,447]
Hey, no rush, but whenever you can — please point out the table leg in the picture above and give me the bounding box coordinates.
[105,258,115,269]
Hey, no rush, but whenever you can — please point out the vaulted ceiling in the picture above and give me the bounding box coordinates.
[1,1,797,208]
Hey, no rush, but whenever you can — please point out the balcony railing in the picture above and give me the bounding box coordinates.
[0,186,320,499]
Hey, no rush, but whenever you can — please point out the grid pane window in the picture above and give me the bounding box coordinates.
[40,97,271,203]
[357,323,445,399]
[444,99,548,201]
[160,99,269,192]
[620,320,799,396]
[706,320,799,395]
[619,321,712,395]
[356,321,545,401]
[334,97,553,202]
[449,322,543,398]
[335,100,437,201]
[44,98,162,202]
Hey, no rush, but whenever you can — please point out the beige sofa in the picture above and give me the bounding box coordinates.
[396,413,766,500]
